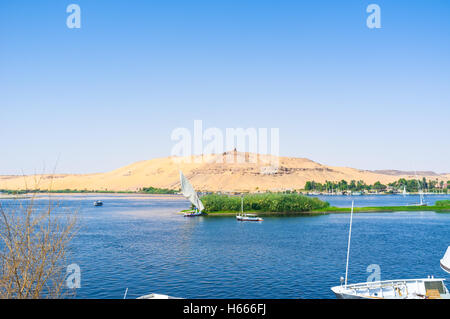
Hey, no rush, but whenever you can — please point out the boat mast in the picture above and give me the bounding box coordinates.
[241,196,244,217]
[344,201,354,287]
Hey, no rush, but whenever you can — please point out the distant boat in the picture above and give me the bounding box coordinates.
[331,201,449,299]
[402,186,408,196]
[236,196,263,222]
[441,247,450,274]
[180,171,206,217]
[407,191,427,206]
[93,200,103,206]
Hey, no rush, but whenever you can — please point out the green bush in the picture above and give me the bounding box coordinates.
[435,200,450,207]
[201,193,329,213]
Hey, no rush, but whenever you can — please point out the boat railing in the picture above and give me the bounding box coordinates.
[345,278,444,290]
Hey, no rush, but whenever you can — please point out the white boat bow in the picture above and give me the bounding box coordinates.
[137,293,182,299]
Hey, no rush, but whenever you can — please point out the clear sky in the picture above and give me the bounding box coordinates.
[1,0,449,175]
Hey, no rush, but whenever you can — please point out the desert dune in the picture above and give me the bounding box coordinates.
[0,151,447,192]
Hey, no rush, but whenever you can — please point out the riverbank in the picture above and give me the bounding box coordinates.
[0,193,186,201]
[314,205,450,214]
[179,209,329,216]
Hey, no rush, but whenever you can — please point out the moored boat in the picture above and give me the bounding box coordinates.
[402,186,408,196]
[183,209,204,217]
[332,277,450,299]
[331,201,449,299]
[408,175,427,206]
[236,196,263,222]
[236,214,263,222]
[180,171,207,217]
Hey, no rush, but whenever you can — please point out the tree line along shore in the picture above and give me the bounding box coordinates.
[2,177,449,196]
[0,186,178,195]
[304,178,450,194]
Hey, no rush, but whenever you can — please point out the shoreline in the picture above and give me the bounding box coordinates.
[0,193,186,200]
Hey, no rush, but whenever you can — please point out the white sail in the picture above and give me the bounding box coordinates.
[180,171,204,212]
[441,246,450,274]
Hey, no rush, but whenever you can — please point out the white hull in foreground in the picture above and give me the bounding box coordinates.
[332,278,450,299]
[138,293,182,299]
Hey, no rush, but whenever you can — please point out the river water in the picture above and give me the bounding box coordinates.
[0,194,449,299]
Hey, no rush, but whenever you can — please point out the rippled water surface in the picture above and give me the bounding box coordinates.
[1,194,449,299]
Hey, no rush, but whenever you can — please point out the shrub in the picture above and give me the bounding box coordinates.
[201,193,329,213]
[435,200,450,207]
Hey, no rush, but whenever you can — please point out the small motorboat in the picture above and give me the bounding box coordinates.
[236,197,263,222]
[441,246,450,274]
[236,214,263,222]
[93,200,103,206]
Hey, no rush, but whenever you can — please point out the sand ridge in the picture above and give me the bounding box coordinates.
[0,152,448,192]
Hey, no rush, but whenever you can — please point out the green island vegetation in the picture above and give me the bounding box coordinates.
[304,178,450,194]
[313,203,450,214]
[200,193,330,215]
[435,200,450,207]
[196,195,450,216]
[0,187,179,195]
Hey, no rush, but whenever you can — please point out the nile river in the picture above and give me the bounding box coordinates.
[1,194,449,298]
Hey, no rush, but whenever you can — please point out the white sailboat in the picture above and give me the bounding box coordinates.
[236,196,263,222]
[402,186,408,196]
[180,171,206,217]
[415,188,427,206]
[441,247,450,274]
[331,201,450,299]
[408,175,427,206]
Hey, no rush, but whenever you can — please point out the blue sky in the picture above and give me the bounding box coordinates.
[1,0,449,174]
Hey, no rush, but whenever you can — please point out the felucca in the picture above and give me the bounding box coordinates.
[180,171,206,217]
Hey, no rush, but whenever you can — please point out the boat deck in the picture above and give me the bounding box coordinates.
[332,278,450,299]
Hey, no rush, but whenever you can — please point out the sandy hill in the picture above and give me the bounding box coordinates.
[0,151,448,192]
